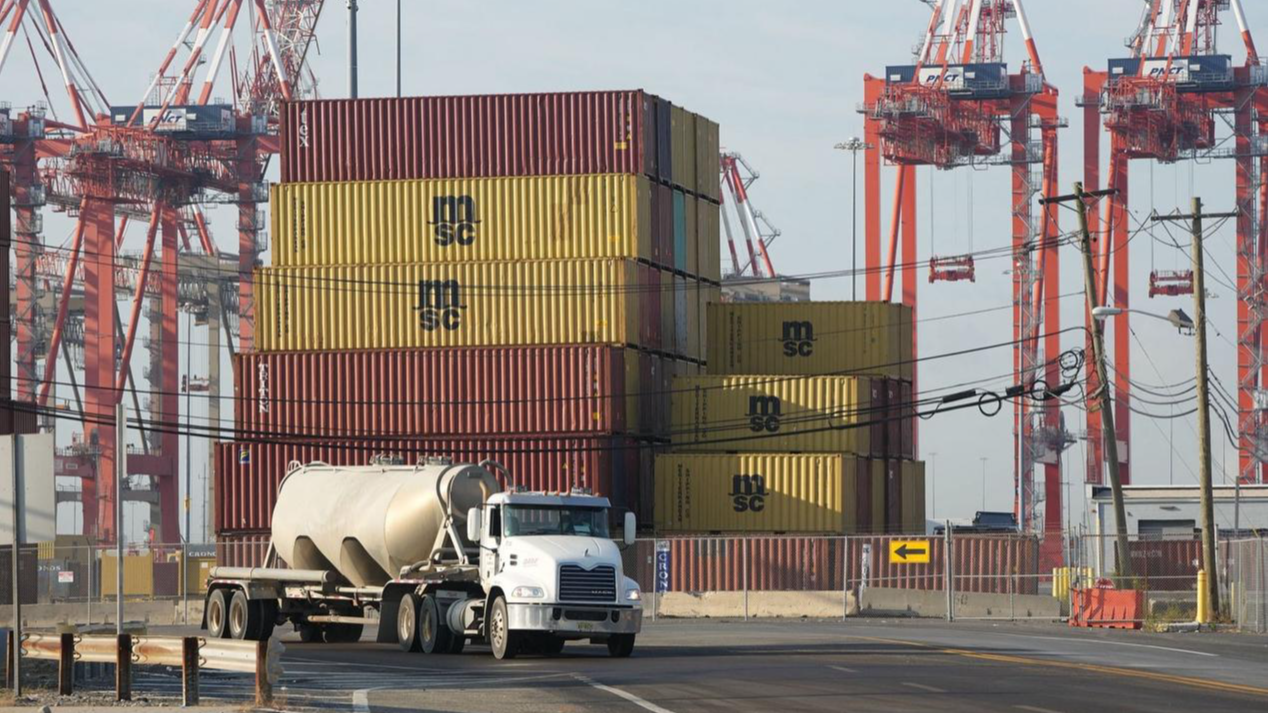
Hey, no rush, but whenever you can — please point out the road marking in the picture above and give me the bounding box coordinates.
[575,675,677,713]
[901,682,946,693]
[828,665,858,674]
[1015,706,1063,713]
[351,687,375,713]
[995,632,1219,657]
[844,635,1266,698]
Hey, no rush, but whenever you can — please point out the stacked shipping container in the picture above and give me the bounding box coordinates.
[217,91,722,545]
[653,302,925,535]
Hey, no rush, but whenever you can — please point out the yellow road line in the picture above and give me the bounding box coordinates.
[845,635,1267,698]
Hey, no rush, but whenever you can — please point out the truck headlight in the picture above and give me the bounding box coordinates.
[512,586,545,599]
[625,587,642,602]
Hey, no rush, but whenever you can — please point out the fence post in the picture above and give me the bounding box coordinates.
[742,538,749,622]
[182,636,199,706]
[58,632,74,695]
[115,633,132,701]
[944,520,954,622]
[842,536,849,622]
[182,542,188,625]
[4,630,14,689]
[254,638,272,706]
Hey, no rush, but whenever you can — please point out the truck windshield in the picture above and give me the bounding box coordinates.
[503,506,610,538]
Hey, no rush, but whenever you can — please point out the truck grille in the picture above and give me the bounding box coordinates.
[558,564,616,602]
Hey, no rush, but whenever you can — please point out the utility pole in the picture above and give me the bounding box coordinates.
[348,0,359,99]
[396,0,402,97]
[9,435,22,696]
[1151,197,1238,620]
[116,401,126,634]
[1042,183,1133,582]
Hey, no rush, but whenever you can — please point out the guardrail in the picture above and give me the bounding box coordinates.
[12,632,283,705]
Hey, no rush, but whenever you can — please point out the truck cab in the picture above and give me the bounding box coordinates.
[467,488,643,659]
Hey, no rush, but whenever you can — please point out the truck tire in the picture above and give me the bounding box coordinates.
[228,590,262,640]
[397,593,422,652]
[536,635,565,656]
[447,633,466,655]
[488,596,520,660]
[258,600,278,641]
[419,594,454,654]
[298,623,322,643]
[324,623,364,643]
[206,589,229,638]
[606,634,635,658]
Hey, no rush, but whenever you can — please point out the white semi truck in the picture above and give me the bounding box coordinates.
[203,459,643,659]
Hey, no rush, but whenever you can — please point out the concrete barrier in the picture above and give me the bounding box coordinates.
[653,591,859,618]
[859,586,1062,619]
[0,600,204,629]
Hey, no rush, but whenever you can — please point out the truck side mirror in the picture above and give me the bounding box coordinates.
[623,511,637,547]
[466,507,482,543]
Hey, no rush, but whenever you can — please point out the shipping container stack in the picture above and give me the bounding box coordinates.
[653,301,926,535]
[214,91,722,560]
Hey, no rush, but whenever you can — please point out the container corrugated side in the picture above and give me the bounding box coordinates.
[281,92,652,184]
[270,174,653,268]
[694,116,721,202]
[654,453,871,533]
[670,375,874,455]
[669,106,697,196]
[706,302,914,380]
[256,258,708,354]
[697,200,721,282]
[870,459,886,532]
[215,436,657,534]
[900,460,926,534]
[233,346,692,439]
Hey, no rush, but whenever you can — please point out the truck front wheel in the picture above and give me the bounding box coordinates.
[606,634,635,658]
[397,593,422,652]
[488,596,520,660]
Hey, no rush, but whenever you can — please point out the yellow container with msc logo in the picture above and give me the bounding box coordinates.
[653,453,870,533]
[706,302,913,381]
[255,258,702,354]
[270,174,662,268]
[669,375,875,455]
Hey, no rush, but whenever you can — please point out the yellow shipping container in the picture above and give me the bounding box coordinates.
[270,174,658,268]
[100,554,154,598]
[654,453,869,533]
[706,302,914,380]
[671,106,697,196]
[697,201,721,282]
[901,460,927,534]
[670,375,874,454]
[256,258,714,354]
[694,116,721,201]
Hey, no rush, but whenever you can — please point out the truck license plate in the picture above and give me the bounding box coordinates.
[577,622,593,631]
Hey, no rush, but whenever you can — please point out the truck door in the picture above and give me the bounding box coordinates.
[480,505,501,582]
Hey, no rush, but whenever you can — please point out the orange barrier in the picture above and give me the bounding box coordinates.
[1069,586,1144,629]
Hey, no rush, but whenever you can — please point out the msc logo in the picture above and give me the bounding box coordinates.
[256,363,270,414]
[748,396,781,433]
[430,195,481,247]
[730,474,767,513]
[417,279,466,331]
[297,107,310,148]
[781,321,816,357]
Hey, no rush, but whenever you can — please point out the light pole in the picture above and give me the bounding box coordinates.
[834,138,872,301]
[929,451,937,520]
[979,457,988,511]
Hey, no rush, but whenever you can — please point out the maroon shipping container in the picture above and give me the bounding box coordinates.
[855,459,873,534]
[628,534,1039,594]
[233,346,689,439]
[281,91,670,185]
[214,436,662,535]
[886,460,902,533]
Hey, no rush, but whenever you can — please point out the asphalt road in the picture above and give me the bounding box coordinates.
[131,619,1265,712]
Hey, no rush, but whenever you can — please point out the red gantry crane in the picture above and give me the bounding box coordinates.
[720,152,780,279]
[1081,0,1266,486]
[0,0,325,544]
[860,0,1067,567]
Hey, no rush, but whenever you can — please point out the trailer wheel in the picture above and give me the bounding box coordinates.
[258,600,278,641]
[488,596,520,660]
[606,634,635,658]
[228,590,262,640]
[206,589,229,638]
[447,632,466,655]
[419,594,454,654]
[324,623,364,643]
[397,593,422,652]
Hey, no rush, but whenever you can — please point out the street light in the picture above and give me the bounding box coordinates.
[1091,305,1194,333]
[834,138,873,301]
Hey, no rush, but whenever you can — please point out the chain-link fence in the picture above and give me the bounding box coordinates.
[1225,537,1267,633]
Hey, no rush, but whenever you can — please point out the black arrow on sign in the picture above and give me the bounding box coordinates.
[895,543,927,559]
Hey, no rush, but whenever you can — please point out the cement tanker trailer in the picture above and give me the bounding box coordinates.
[204,459,642,659]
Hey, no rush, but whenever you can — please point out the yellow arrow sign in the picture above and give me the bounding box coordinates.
[888,540,931,564]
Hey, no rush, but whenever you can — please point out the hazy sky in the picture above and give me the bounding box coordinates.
[5,1,1265,541]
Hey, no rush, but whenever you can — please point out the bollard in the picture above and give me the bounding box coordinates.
[182,636,199,706]
[4,631,13,689]
[254,638,272,706]
[116,633,132,701]
[58,632,74,695]
[1196,570,1210,624]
